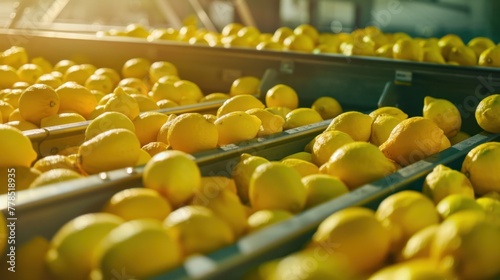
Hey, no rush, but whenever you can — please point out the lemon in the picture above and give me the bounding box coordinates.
[46,213,124,280]
[0,46,28,68]
[311,130,354,166]
[18,84,60,126]
[78,128,141,175]
[272,248,356,280]
[438,34,465,60]
[29,168,83,188]
[0,65,19,89]
[40,112,86,127]
[247,209,294,233]
[283,34,315,52]
[393,38,424,61]
[0,124,38,168]
[156,114,177,144]
[423,164,475,204]
[217,94,265,117]
[436,194,483,220]
[475,94,500,133]
[280,158,319,177]
[380,117,450,166]
[448,131,470,145]
[221,23,244,37]
[215,111,261,146]
[143,150,200,207]
[32,154,78,173]
[84,74,113,93]
[36,73,63,89]
[92,219,181,280]
[369,259,454,280]
[399,224,439,261]
[375,44,394,58]
[150,80,179,103]
[132,111,168,146]
[148,61,177,83]
[423,47,446,64]
[53,59,75,74]
[302,174,349,209]
[0,100,14,123]
[311,207,390,274]
[17,63,44,84]
[1,88,23,109]
[431,211,500,280]
[420,38,440,50]
[370,114,403,147]
[164,205,234,257]
[121,57,151,79]
[461,142,500,195]
[199,92,230,103]
[476,197,500,227]
[284,108,323,129]
[85,111,135,141]
[63,64,94,85]
[265,84,299,110]
[448,45,477,66]
[423,96,462,138]
[256,41,283,51]
[191,184,247,237]
[0,236,52,280]
[229,76,261,96]
[174,80,204,105]
[55,81,97,119]
[478,45,500,67]
[142,141,169,157]
[0,166,40,193]
[342,38,376,56]
[156,99,179,109]
[167,113,218,153]
[249,162,306,213]
[231,153,269,204]
[135,148,151,166]
[311,96,343,120]
[246,108,285,137]
[103,87,140,120]
[130,93,158,111]
[326,111,373,141]
[8,109,24,123]
[468,37,495,58]
[117,77,149,96]
[282,151,313,162]
[320,141,396,190]
[369,106,408,121]
[376,190,439,254]
[103,188,172,221]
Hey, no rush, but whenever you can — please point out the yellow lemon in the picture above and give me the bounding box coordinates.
[436,194,483,220]
[376,190,439,254]
[231,153,269,204]
[29,168,83,188]
[369,259,454,280]
[32,154,78,173]
[0,46,28,68]
[103,87,141,120]
[375,44,394,58]
[423,96,462,138]
[156,114,177,144]
[293,23,319,43]
[393,38,424,61]
[85,111,135,141]
[249,162,306,213]
[197,176,237,195]
[191,183,247,237]
[121,57,151,79]
[311,207,390,275]
[0,100,14,123]
[476,197,500,227]
[449,130,470,145]
[164,205,234,257]
[280,158,319,177]
[156,99,179,109]
[341,38,376,56]
[468,37,495,58]
[1,88,23,109]
[150,80,179,103]
[256,41,283,51]
[0,124,37,168]
[135,148,151,166]
[215,111,261,146]
[369,106,408,121]
[271,26,293,44]
[117,77,149,96]
[84,74,113,93]
[40,112,86,127]
[302,174,349,209]
[149,61,178,84]
[265,84,299,110]
[379,117,450,166]
[247,209,294,234]
[370,114,403,147]
[431,211,500,280]
[102,188,172,221]
[423,164,475,204]
[475,94,500,133]
[17,63,44,84]
[78,128,141,175]
[423,47,446,64]
[174,80,204,105]
[229,76,261,96]
[284,107,323,129]
[93,67,120,88]
[36,73,63,89]
[311,130,354,166]
[447,45,477,66]
[478,45,500,67]
[56,81,97,119]
[246,108,285,136]
[326,111,373,141]
[131,93,159,111]
[199,92,230,103]
[0,65,19,89]
[143,150,200,207]
[92,219,181,280]
[63,64,94,85]
[132,111,169,146]
[0,166,40,193]
[46,213,124,280]
[461,142,500,195]
[311,96,343,120]
[217,94,265,117]
[221,23,244,37]
[124,23,150,38]
[265,106,292,120]
[438,34,465,60]
[167,113,218,153]
[147,27,179,41]
[283,34,315,52]
[18,84,60,126]
[282,151,313,162]
[320,141,396,190]
[53,59,75,74]
[399,224,439,261]
[142,141,169,157]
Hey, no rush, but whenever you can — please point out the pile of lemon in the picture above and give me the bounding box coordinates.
[101,22,500,67]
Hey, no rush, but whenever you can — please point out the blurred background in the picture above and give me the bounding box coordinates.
[0,0,498,42]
